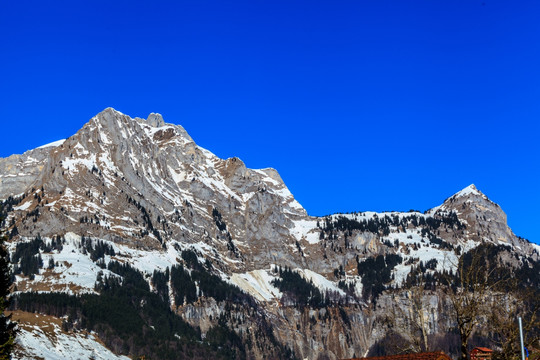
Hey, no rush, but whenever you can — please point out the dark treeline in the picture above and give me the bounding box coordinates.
[12,236,44,279]
[319,212,465,240]
[459,243,540,290]
[0,195,24,224]
[272,267,324,307]
[402,243,540,293]
[11,234,65,279]
[126,195,162,243]
[270,267,347,308]
[212,208,237,256]
[11,257,251,360]
[164,249,252,306]
[10,245,295,359]
[357,254,402,302]
[81,236,115,261]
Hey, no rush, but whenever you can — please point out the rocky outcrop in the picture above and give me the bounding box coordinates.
[0,145,56,199]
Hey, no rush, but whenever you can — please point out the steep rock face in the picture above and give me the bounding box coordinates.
[4,108,309,272]
[0,143,59,198]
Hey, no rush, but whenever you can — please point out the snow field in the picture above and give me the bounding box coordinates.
[15,319,129,360]
[36,139,66,149]
[229,269,282,302]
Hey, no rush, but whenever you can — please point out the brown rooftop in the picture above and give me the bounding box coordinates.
[345,351,452,360]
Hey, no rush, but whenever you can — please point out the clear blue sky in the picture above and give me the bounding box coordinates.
[1,1,539,243]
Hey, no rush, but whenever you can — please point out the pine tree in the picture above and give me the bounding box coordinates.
[0,207,16,359]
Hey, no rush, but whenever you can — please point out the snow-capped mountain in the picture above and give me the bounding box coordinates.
[1,108,538,359]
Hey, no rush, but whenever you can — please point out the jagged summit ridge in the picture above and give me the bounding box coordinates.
[88,107,194,146]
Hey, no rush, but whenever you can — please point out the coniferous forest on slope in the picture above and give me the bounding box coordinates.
[10,248,295,360]
[7,237,540,359]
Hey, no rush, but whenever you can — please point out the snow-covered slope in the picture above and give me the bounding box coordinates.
[11,311,129,360]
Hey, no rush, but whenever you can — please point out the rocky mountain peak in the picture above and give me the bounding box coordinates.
[3,108,309,271]
[453,184,486,199]
[433,183,518,247]
[435,184,491,212]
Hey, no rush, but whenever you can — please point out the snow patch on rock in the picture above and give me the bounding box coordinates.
[15,323,129,360]
[36,139,66,149]
[229,269,281,302]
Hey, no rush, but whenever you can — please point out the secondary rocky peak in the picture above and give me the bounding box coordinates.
[86,108,195,146]
[432,183,519,246]
[430,184,490,213]
[92,108,164,130]
[146,113,165,127]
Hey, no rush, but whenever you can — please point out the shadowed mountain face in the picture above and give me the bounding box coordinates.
[1,108,538,359]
